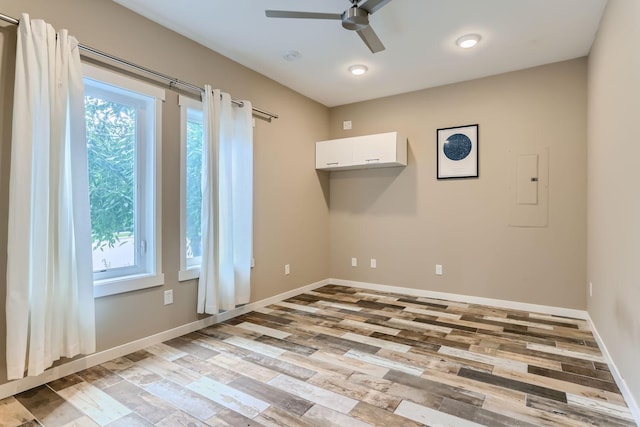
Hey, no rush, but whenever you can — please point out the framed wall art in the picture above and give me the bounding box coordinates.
[437,124,479,179]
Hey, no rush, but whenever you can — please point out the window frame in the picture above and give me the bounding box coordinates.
[178,95,203,282]
[83,64,165,297]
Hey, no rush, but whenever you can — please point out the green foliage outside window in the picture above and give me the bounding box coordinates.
[186,120,203,258]
[85,96,135,251]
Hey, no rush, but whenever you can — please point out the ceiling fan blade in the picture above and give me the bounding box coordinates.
[357,25,385,53]
[358,0,392,14]
[265,10,342,20]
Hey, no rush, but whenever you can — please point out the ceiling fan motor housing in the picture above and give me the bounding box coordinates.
[342,7,369,31]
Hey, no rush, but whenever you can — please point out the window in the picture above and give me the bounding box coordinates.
[178,96,203,281]
[83,64,165,297]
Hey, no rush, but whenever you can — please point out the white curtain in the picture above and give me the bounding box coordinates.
[198,85,253,314]
[6,14,95,380]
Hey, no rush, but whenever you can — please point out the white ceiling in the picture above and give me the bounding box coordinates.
[113,0,607,107]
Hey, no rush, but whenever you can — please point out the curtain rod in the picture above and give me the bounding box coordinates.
[0,12,279,121]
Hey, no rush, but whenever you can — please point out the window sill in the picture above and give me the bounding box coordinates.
[178,267,200,282]
[94,273,165,298]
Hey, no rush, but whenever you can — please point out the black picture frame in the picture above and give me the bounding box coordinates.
[437,124,479,179]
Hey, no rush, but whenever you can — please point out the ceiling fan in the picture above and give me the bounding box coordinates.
[265,0,392,53]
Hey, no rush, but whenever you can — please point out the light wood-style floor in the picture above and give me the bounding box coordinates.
[0,285,636,426]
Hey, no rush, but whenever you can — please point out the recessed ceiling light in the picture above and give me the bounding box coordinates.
[348,64,368,76]
[283,50,301,61]
[456,34,481,49]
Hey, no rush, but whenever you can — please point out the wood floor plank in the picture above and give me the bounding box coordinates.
[344,349,424,376]
[254,335,317,356]
[482,395,584,427]
[349,401,422,427]
[468,344,563,370]
[144,379,223,421]
[105,412,154,427]
[306,372,400,411]
[528,365,620,393]
[54,382,131,426]
[309,351,390,378]
[395,399,485,427]
[242,351,317,381]
[422,366,528,404]
[227,376,313,416]
[278,351,352,377]
[205,407,267,427]
[491,366,610,401]
[102,380,176,423]
[458,367,568,402]
[0,397,40,427]
[301,404,372,427]
[528,394,636,426]
[186,376,270,419]
[566,393,635,422]
[254,406,314,427]
[268,374,359,414]
[15,385,92,427]
[133,354,201,386]
[440,396,541,427]
[385,369,485,407]
[208,353,280,383]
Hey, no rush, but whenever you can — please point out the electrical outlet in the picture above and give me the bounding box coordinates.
[435,264,443,275]
[285,264,290,275]
[351,257,357,267]
[589,282,593,297]
[343,120,352,130]
[370,258,377,268]
[164,289,173,305]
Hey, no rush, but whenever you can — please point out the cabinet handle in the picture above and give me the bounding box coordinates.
[326,162,339,165]
[366,158,380,162]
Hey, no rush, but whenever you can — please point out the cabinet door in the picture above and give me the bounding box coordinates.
[316,140,353,169]
[352,132,397,166]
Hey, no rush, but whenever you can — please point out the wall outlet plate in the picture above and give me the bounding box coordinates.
[370,258,377,268]
[285,264,290,275]
[351,257,357,267]
[435,264,443,275]
[164,289,173,305]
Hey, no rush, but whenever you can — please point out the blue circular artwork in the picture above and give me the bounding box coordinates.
[443,133,472,161]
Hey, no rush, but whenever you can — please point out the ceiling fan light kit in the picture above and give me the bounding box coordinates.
[265,0,392,54]
[341,7,369,31]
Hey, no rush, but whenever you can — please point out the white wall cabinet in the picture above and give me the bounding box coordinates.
[316,131,406,171]
[315,138,353,170]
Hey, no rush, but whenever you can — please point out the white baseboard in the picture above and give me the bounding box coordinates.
[587,315,640,425]
[0,278,329,400]
[214,278,329,323]
[329,278,589,319]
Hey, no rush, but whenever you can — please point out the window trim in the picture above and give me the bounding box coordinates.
[83,63,165,298]
[178,95,203,282]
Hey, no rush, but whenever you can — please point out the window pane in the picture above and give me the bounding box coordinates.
[85,95,137,272]
[186,116,203,266]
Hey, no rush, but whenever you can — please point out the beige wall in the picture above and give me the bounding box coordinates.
[0,0,330,384]
[328,59,587,309]
[588,0,640,406]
